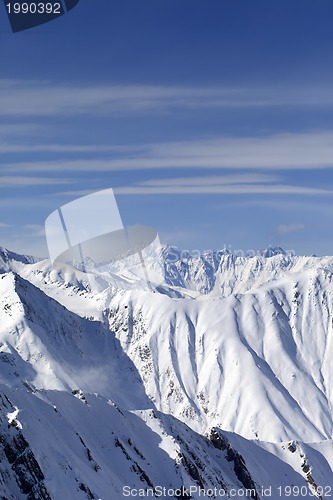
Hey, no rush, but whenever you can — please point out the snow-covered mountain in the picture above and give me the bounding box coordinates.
[163,246,333,297]
[0,246,333,498]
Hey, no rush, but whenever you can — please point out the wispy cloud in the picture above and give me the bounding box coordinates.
[3,131,333,172]
[0,80,256,117]
[0,222,12,228]
[0,197,56,208]
[53,174,332,197]
[139,131,333,170]
[123,172,333,195]
[0,176,75,187]
[0,143,135,154]
[139,173,281,186]
[114,184,331,196]
[0,123,41,136]
[160,229,197,245]
[277,223,306,236]
[2,80,333,117]
[113,172,332,196]
[24,224,46,237]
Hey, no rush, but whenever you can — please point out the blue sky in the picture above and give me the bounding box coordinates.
[1,0,333,257]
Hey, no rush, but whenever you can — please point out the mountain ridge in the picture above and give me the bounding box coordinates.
[0,246,332,498]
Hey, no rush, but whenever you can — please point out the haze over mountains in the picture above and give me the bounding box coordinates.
[0,245,333,499]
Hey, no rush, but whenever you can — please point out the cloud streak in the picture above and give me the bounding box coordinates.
[53,174,332,197]
[0,143,136,154]
[2,80,333,117]
[3,131,333,172]
[114,184,331,196]
[277,223,306,236]
[23,224,46,237]
[0,176,75,187]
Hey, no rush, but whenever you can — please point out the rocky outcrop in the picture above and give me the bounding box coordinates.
[0,394,51,499]
[209,428,259,500]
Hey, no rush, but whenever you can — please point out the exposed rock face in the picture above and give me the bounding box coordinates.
[209,428,259,500]
[0,395,51,499]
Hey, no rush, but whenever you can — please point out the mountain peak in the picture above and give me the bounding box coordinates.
[0,246,41,274]
[260,246,289,258]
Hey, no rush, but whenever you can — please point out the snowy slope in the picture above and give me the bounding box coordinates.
[109,267,333,442]
[1,384,269,499]
[0,247,333,498]
[0,271,150,410]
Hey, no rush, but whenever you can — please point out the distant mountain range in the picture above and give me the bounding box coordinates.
[0,246,332,499]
